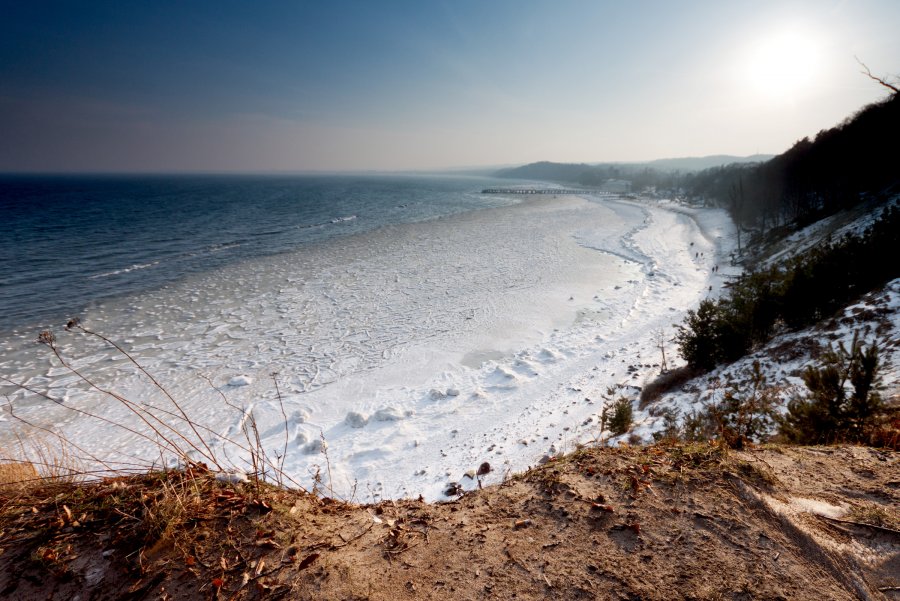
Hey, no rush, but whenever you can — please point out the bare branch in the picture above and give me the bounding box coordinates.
[856,57,899,94]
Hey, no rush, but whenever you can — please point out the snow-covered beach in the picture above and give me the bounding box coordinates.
[1,192,737,501]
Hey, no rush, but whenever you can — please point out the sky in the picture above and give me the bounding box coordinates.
[0,0,898,173]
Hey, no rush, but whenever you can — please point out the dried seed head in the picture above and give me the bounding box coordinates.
[65,317,81,330]
[37,330,56,346]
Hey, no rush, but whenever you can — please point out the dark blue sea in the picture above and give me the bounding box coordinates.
[0,173,523,334]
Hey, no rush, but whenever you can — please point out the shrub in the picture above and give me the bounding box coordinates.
[675,299,725,372]
[604,397,634,436]
[779,333,883,444]
[650,407,682,443]
[659,362,780,447]
[705,361,780,448]
[681,408,718,442]
[676,205,900,373]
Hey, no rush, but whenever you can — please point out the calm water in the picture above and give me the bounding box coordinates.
[0,173,523,333]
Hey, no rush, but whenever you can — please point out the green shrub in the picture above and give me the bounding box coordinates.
[779,333,883,444]
[706,361,780,448]
[676,205,900,372]
[604,397,634,436]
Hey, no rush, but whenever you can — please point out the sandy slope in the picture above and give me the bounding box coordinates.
[1,443,896,600]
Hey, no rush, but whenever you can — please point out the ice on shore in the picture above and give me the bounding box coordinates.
[0,194,736,502]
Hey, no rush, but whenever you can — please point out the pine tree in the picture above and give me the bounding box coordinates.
[780,333,882,444]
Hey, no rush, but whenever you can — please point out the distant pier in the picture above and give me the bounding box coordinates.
[481,188,620,196]
[482,188,587,195]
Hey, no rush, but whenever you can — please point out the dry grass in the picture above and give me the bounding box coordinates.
[639,365,700,408]
[1,428,87,486]
[0,461,38,490]
[2,324,897,599]
[2,321,305,493]
[0,463,318,599]
[0,442,896,600]
[846,503,900,530]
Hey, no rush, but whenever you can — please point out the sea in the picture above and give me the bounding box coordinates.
[0,173,524,334]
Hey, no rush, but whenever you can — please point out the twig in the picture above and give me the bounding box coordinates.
[200,374,305,491]
[1,399,118,473]
[504,547,531,573]
[273,373,289,487]
[330,522,375,549]
[856,58,899,94]
[72,322,223,469]
[817,515,900,537]
[320,430,335,498]
[3,374,182,466]
[38,333,196,465]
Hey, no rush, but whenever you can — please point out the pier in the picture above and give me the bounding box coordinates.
[481,188,621,196]
[482,188,586,195]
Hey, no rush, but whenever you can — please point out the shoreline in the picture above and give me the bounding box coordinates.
[1,194,738,502]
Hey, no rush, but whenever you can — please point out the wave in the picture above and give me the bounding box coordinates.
[204,242,242,253]
[87,241,244,280]
[299,215,359,230]
[88,261,160,279]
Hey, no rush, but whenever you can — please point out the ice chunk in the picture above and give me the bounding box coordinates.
[303,438,327,454]
[345,411,368,428]
[372,407,404,422]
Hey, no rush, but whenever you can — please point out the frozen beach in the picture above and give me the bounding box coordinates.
[1,192,737,501]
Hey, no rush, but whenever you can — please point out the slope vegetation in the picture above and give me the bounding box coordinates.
[1,443,897,600]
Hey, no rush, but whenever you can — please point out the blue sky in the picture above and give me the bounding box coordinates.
[1,0,897,172]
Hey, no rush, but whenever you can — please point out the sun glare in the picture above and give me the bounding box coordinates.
[744,28,822,103]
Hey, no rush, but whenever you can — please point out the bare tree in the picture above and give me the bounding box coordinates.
[652,327,669,373]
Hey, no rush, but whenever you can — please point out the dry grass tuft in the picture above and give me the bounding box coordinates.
[639,365,700,408]
[0,461,38,490]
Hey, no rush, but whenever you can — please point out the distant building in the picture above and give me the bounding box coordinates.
[601,179,632,193]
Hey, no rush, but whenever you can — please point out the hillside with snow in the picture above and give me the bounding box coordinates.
[629,194,900,447]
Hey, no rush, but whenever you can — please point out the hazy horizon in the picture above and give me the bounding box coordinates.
[1,1,897,173]
[0,153,775,177]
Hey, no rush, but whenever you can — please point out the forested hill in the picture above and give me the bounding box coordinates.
[496,88,899,235]
[493,155,771,189]
[684,90,900,231]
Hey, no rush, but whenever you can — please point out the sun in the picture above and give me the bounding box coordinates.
[744,27,822,103]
